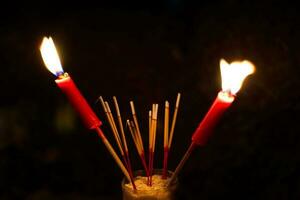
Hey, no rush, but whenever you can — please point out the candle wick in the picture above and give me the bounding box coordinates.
[57,72,68,79]
[222,90,235,98]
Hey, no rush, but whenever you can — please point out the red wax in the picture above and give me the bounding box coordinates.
[192,91,234,146]
[55,74,102,130]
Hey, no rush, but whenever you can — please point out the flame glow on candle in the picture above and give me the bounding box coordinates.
[220,59,255,95]
[40,37,64,76]
[192,58,256,144]
[169,59,256,183]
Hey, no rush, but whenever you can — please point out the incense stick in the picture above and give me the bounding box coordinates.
[149,110,152,148]
[130,101,145,153]
[98,98,136,189]
[95,127,132,183]
[113,97,128,153]
[113,96,135,186]
[99,97,133,181]
[164,101,169,149]
[99,98,122,149]
[148,105,154,185]
[99,96,112,128]
[105,102,124,148]
[130,101,144,151]
[148,110,152,184]
[127,120,149,176]
[162,101,169,179]
[127,120,141,154]
[148,108,153,185]
[167,143,196,187]
[104,101,127,166]
[152,104,158,152]
[131,120,149,177]
[129,101,150,179]
[130,121,142,153]
[168,93,181,149]
[99,97,124,155]
[149,104,158,185]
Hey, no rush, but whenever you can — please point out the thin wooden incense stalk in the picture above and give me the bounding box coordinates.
[130,121,143,156]
[127,120,141,154]
[164,93,181,179]
[100,100,136,190]
[99,96,114,131]
[168,93,181,149]
[131,120,149,177]
[153,104,158,152]
[162,101,169,179]
[127,120,149,177]
[154,104,159,162]
[113,96,135,185]
[95,127,132,183]
[105,106,138,188]
[113,97,128,153]
[99,97,123,152]
[167,143,196,187]
[150,104,159,185]
[105,101,124,151]
[99,97,131,174]
[130,101,145,153]
[130,102,149,176]
[103,101,128,169]
[148,110,152,184]
[150,104,158,186]
[148,106,154,185]
[149,110,152,149]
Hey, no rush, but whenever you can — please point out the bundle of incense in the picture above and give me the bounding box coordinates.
[99,96,136,190]
[127,120,149,177]
[113,96,134,181]
[98,94,181,189]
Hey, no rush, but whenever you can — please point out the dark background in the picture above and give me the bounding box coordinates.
[0,1,300,199]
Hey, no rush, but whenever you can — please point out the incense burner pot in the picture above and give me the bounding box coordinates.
[122,169,178,200]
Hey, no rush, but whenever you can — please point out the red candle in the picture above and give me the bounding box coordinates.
[40,37,101,130]
[55,74,101,129]
[40,37,136,185]
[168,59,255,185]
[192,91,234,145]
[192,59,255,146]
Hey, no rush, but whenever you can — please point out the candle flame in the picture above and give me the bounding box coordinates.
[220,59,255,95]
[40,37,64,76]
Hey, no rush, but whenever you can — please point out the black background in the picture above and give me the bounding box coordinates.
[0,1,300,199]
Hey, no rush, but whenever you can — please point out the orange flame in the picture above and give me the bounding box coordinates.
[40,37,64,76]
[220,59,255,95]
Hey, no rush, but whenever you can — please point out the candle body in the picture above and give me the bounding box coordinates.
[192,91,234,146]
[55,74,102,129]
